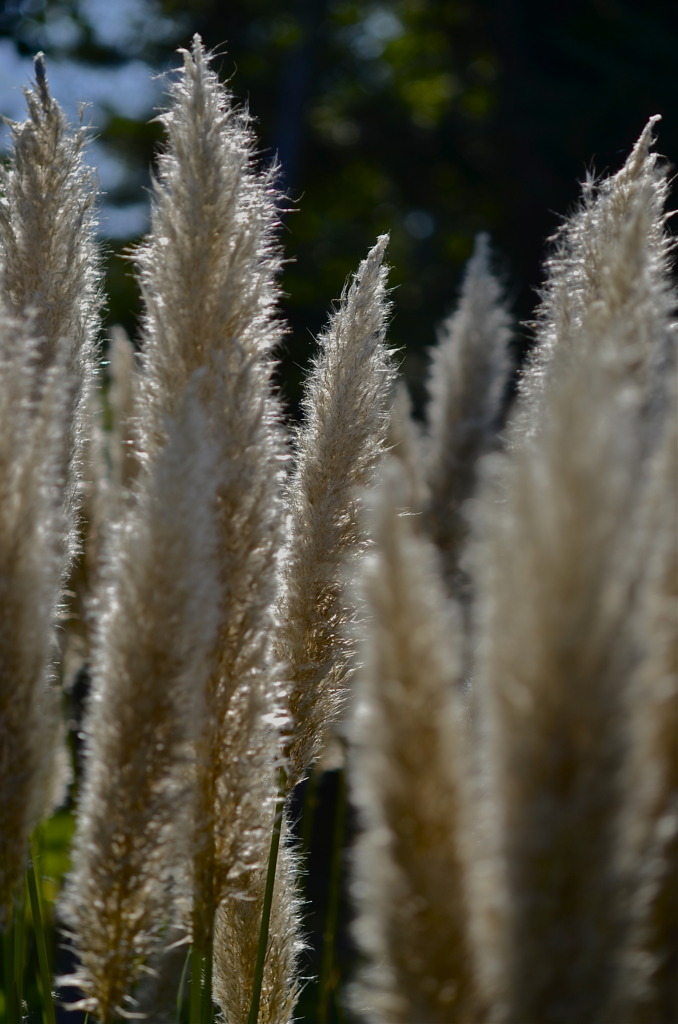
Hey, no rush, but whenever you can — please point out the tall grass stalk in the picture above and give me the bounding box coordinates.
[189,943,214,1024]
[213,812,301,1024]
[135,44,292,1000]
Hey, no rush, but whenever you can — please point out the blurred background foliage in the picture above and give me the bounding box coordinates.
[1,0,677,409]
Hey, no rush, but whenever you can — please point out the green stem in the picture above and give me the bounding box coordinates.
[246,767,287,1024]
[188,940,214,1024]
[317,769,347,1024]
[13,884,27,1023]
[176,944,191,1020]
[26,839,56,1024]
[200,943,213,1024]
[189,944,204,1024]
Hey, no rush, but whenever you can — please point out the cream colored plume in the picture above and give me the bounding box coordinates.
[612,396,678,1022]
[61,378,222,1022]
[350,458,479,1024]
[213,822,303,1024]
[467,119,678,1024]
[133,38,295,998]
[471,325,656,1021]
[277,235,396,787]
[0,310,69,926]
[386,379,428,514]
[0,53,102,554]
[423,233,512,587]
[513,117,675,443]
[135,35,283,454]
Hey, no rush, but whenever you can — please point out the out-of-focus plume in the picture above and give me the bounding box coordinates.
[423,234,512,590]
[350,459,479,1023]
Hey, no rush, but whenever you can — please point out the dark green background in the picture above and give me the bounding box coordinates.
[2,0,676,411]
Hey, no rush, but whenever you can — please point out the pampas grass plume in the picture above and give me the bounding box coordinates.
[61,378,222,1021]
[350,458,479,1024]
[0,310,70,925]
[472,361,646,1022]
[386,380,429,514]
[469,150,671,1014]
[0,54,102,553]
[133,39,297,1006]
[614,396,678,1022]
[424,233,512,587]
[277,234,396,787]
[513,117,673,443]
[213,829,302,1024]
[135,36,283,455]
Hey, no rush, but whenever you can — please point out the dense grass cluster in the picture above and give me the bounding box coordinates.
[0,36,676,1024]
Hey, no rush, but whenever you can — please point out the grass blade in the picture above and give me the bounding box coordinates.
[26,839,56,1024]
[177,944,191,1020]
[3,892,25,1024]
[246,768,287,1024]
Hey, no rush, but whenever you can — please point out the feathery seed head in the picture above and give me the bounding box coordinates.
[136,36,284,456]
[424,233,512,587]
[277,235,396,787]
[131,38,289,973]
[213,821,303,1024]
[513,117,675,444]
[350,457,479,1023]
[61,375,223,1020]
[612,395,678,1021]
[0,54,101,375]
[0,52,102,563]
[386,379,429,514]
[471,319,655,1020]
[0,308,70,925]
